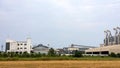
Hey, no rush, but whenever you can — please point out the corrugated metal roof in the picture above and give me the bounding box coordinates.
[33,44,49,49]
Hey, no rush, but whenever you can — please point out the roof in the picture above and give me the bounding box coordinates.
[64,44,96,49]
[72,45,96,48]
[33,44,49,49]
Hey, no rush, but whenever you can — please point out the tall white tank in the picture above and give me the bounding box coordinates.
[26,38,32,53]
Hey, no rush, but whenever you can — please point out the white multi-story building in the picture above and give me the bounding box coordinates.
[5,38,32,53]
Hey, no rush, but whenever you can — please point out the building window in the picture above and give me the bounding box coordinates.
[18,44,19,46]
[20,48,22,49]
[24,47,27,49]
[6,42,10,50]
[24,44,27,46]
[21,43,23,45]
[17,48,19,50]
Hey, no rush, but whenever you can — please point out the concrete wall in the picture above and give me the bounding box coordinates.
[6,38,32,53]
[33,47,49,54]
[85,44,120,56]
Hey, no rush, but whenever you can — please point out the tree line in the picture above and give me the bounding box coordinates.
[0,48,83,58]
[109,52,120,58]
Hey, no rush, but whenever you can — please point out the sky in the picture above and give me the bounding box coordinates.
[0,0,120,49]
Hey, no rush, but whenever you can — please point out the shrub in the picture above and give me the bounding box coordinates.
[73,50,83,57]
[117,53,120,58]
[109,52,117,57]
[48,48,56,57]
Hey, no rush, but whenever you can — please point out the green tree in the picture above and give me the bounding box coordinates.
[10,52,15,57]
[73,50,83,57]
[3,52,8,57]
[22,52,30,57]
[48,48,56,57]
[31,52,42,57]
[109,52,117,57]
[37,52,42,57]
[117,53,120,58]
[0,52,2,57]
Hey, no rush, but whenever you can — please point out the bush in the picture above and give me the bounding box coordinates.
[109,52,117,57]
[36,52,42,57]
[73,50,83,57]
[117,53,120,58]
[22,52,30,57]
[48,48,56,57]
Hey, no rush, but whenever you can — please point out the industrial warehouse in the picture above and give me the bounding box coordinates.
[85,27,120,56]
[56,44,95,55]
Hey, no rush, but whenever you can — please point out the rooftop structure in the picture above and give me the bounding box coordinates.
[104,27,120,46]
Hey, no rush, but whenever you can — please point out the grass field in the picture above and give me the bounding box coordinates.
[1,56,120,61]
[0,61,120,68]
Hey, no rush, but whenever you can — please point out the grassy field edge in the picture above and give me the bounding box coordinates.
[0,56,120,61]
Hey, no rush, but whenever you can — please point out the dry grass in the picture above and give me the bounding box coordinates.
[0,61,120,68]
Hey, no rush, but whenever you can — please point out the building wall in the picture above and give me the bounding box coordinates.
[68,47,79,51]
[32,44,49,54]
[85,44,120,56]
[33,47,49,54]
[5,38,32,53]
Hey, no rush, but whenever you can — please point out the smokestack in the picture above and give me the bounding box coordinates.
[117,27,120,44]
[113,28,118,45]
[107,30,112,45]
[104,30,108,46]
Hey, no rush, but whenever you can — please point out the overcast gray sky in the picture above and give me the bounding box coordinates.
[0,0,120,49]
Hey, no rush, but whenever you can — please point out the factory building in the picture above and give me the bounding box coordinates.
[56,44,95,55]
[32,44,49,54]
[85,27,120,56]
[5,38,32,53]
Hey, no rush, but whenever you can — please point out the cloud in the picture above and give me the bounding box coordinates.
[50,0,75,13]
[50,0,120,14]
